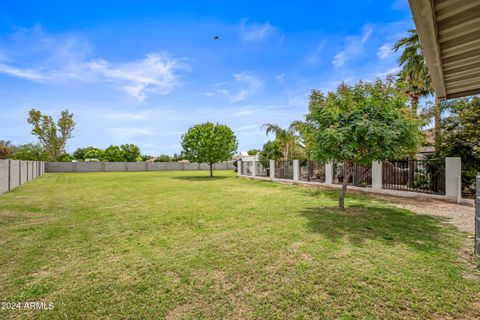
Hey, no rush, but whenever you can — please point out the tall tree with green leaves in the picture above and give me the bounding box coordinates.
[103,145,125,162]
[393,29,444,151]
[261,122,302,160]
[438,96,480,197]
[120,144,141,162]
[393,29,433,114]
[11,143,48,161]
[0,140,15,159]
[27,109,75,161]
[259,140,283,168]
[181,122,238,177]
[304,78,421,210]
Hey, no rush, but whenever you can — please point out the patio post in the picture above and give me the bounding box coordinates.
[237,160,242,176]
[252,160,256,177]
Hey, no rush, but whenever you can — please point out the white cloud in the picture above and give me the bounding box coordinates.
[0,63,50,81]
[332,25,373,67]
[232,110,253,117]
[275,73,285,84]
[240,19,277,42]
[87,53,190,101]
[377,43,392,59]
[370,66,401,80]
[216,72,263,103]
[0,27,189,101]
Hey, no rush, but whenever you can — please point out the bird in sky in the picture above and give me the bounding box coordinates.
[213,35,219,40]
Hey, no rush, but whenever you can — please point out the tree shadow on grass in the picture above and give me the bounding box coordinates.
[172,175,229,181]
[302,188,375,203]
[300,203,454,252]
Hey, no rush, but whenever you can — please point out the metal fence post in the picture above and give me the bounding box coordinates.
[475,173,480,257]
[269,160,275,179]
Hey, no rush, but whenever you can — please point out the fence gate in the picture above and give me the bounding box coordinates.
[475,173,480,257]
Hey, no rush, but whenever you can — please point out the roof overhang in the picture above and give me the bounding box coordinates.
[409,0,480,100]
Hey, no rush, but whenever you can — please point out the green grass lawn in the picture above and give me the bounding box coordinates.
[0,171,479,319]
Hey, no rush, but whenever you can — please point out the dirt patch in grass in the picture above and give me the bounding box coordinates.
[294,182,476,234]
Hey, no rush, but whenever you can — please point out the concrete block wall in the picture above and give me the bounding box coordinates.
[0,160,46,195]
[45,161,235,173]
[0,160,8,194]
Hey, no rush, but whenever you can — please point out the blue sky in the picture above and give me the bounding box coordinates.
[0,0,414,156]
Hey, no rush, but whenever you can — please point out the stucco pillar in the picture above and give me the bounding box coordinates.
[325,162,333,184]
[237,160,242,176]
[445,157,461,202]
[252,160,256,177]
[269,160,275,179]
[372,161,383,190]
[293,160,299,181]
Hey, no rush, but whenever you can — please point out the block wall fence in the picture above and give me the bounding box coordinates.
[45,161,235,173]
[0,160,45,195]
[0,160,234,195]
[238,157,464,203]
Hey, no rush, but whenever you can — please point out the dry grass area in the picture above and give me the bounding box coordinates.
[0,171,479,319]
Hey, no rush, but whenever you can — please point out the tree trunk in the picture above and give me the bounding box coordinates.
[339,163,352,211]
[209,164,213,177]
[411,94,419,115]
[434,99,442,153]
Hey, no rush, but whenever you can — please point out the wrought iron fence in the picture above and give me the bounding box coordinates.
[299,160,326,182]
[255,161,269,177]
[333,162,372,187]
[241,161,254,176]
[382,160,445,194]
[461,168,477,199]
[275,160,293,179]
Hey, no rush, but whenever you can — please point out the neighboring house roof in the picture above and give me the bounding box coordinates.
[409,0,480,100]
[237,152,259,161]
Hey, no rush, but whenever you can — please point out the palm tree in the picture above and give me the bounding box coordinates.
[261,123,301,160]
[393,29,433,114]
[393,28,443,151]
